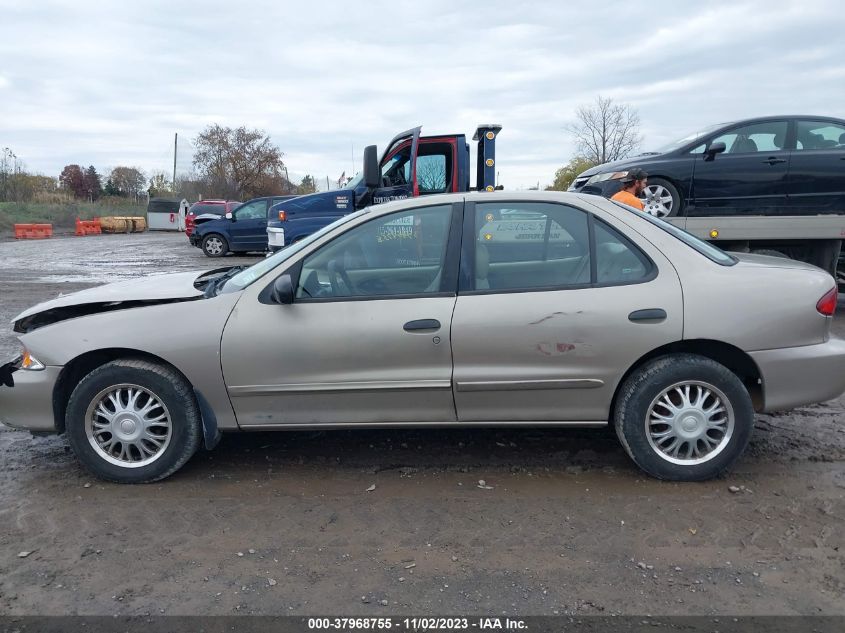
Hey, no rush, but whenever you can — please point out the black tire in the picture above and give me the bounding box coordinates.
[642,177,682,217]
[202,233,228,257]
[65,359,202,483]
[614,354,753,481]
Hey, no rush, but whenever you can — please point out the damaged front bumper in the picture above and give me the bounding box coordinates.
[0,356,61,432]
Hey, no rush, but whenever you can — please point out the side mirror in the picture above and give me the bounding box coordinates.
[225,212,233,220]
[270,274,294,305]
[704,141,726,160]
[363,145,380,188]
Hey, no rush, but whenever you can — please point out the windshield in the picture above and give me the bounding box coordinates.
[344,172,363,189]
[653,122,728,153]
[612,201,736,266]
[220,209,369,292]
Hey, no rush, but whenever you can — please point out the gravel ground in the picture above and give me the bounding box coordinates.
[0,231,843,616]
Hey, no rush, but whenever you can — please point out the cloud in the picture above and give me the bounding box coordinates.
[0,0,844,188]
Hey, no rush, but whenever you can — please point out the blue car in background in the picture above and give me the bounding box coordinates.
[191,195,298,257]
[267,180,362,251]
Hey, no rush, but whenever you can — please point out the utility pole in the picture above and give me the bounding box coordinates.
[172,133,178,196]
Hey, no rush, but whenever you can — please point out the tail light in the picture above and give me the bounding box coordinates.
[816,287,837,316]
[277,210,287,221]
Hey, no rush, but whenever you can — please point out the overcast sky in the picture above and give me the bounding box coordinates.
[1,0,844,190]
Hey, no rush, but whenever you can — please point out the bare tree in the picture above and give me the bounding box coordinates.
[567,96,642,164]
[108,166,146,198]
[417,157,446,192]
[193,124,287,199]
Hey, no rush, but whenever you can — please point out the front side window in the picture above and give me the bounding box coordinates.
[381,148,411,186]
[709,121,788,153]
[795,120,845,150]
[379,144,452,193]
[296,205,453,299]
[235,200,267,220]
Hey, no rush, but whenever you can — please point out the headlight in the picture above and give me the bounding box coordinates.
[20,348,45,371]
[585,171,629,186]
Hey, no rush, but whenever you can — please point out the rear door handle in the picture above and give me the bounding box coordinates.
[404,319,441,332]
[629,309,667,322]
[763,157,786,165]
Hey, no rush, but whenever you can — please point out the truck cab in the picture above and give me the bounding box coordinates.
[267,125,500,251]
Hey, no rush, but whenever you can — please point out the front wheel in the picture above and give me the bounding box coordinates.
[65,359,203,483]
[614,354,754,481]
[202,233,228,257]
[641,178,681,217]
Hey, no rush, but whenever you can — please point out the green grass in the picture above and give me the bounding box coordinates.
[0,200,147,231]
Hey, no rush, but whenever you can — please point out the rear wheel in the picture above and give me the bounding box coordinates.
[614,354,753,481]
[65,359,202,483]
[641,178,681,217]
[202,233,228,257]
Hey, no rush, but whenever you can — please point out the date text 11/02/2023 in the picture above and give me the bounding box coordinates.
[307,617,527,630]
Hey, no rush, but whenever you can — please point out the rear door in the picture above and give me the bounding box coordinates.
[787,118,845,213]
[229,199,270,250]
[691,120,790,215]
[451,199,683,422]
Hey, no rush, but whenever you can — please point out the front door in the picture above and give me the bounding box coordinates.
[787,118,845,213]
[451,200,683,422]
[690,119,790,216]
[229,199,270,250]
[221,202,461,426]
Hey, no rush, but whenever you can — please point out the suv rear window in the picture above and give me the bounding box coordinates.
[190,203,226,215]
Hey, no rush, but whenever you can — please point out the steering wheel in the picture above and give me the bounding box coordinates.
[327,259,355,296]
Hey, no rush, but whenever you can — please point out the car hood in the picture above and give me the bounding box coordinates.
[576,154,666,178]
[12,270,217,333]
[194,217,230,234]
[267,189,355,226]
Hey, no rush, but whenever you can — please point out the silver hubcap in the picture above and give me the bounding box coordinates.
[642,184,674,217]
[85,384,172,468]
[646,381,734,465]
[205,237,223,255]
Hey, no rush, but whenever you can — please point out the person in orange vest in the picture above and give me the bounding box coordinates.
[610,169,648,210]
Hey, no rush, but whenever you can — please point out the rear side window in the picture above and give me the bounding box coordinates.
[472,203,591,292]
[796,120,845,150]
[594,220,651,284]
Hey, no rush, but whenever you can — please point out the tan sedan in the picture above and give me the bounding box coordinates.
[2,192,843,483]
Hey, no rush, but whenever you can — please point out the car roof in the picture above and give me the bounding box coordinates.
[356,191,608,221]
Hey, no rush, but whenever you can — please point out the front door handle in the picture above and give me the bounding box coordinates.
[629,309,667,322]
[404,319,441,332]
[763,157,786,165]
